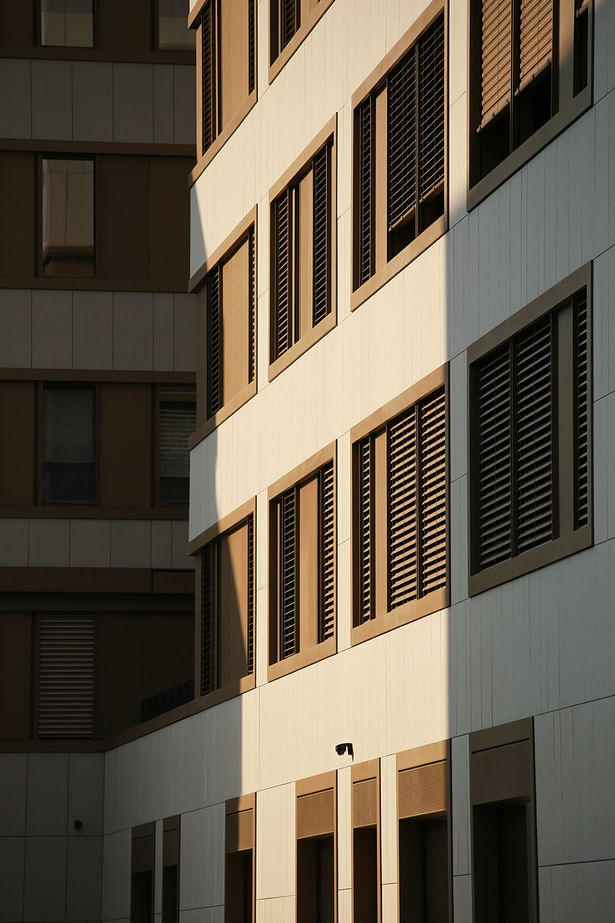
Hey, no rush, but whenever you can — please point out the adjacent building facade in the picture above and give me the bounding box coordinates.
[2,0,615,920]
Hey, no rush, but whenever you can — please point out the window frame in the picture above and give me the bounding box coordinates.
[268,0,335,84]
[350,365,449,647]
[268,116,337,381]
[40,382,97,507]
[350,0,448,312]
[155,383,197,507]
[155,0,196,52]
[39,154,96,281]
[190,207,258,446]
[267,442,337,681]
[467,0,594,209]
[189,0,258,182]
[38,0,95,49]
[191,497,257,709]
[467,263,593,596]
[351,760,381,923]
[295,771,338,923]
[225,794,256,923]
[162,815,181,923]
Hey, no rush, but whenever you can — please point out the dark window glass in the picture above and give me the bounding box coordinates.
[41,158,94,278]
[159,388,196,506]
[40,0,94,47]
[42,386,95,504]
[158,0,195,50]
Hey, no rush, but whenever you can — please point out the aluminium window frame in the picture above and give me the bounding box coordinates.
[466,0,594,210]
[350,0,448,312]
[467,262,593,596]
[350,365,449,647]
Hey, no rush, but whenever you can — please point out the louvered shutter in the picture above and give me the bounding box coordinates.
[281,0,299,51]
[418,15,445,202]
[319,461,335,642]
[518,0,554,92]
[477,344,513,569]
[574,292,589,529]
[159,401,196,480]
[201,0,217,152]
[418,388,447,595]
[388,50,416,231]
[514,316,554,554]
[248,0,256,94]
[312,144,330,326]
[280,488,298,658]
[273,188,293,359]
[358,97,375,286]
[201,544,214,695]
[479,0,512,129]
[387,407,418,609]
[248,229,256,384]
[358,436,374,623]
[246,517,255,674]
[206,264,222,418]
[38,615,95,739]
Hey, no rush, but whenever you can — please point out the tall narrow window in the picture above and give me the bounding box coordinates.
[270,0,300,62]
[131,823,155,923]
[40,0,93,47]
[42,385,96,504]
[269,122,336,376]
[158,0,195,50]
[159,386,196,506]
[352,371,448,644]
[352,761,380,923]
[162,816,180,923]
[468,269,592,593]
[41,158,94,278]
[268,448,336,679]
[296,773,336,923]
[353,5,446,302]
[37,615,95,739]
[225,796,255,923]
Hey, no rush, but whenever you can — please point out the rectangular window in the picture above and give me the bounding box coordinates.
[37,614,95,739]
[468,265,592,594]
[269,0,334,79]
[197,501,255,703]
[397,742,451,923]
[225,795,255,923]
[201,214,256,432]
[351,761,380,923]
[352,3,446,308]
[468,0,593,205]
[162,816,180,923]
[269,118,336,379]
[194,0,256,163]
[268,444,336,680]
[42,385,96,504]
[470,720,538,923]
[40,0,94,47]
[41,158,94,278]
[159,386,196,506]
[351,368,447,645]
[131,823,155,923]
[296,772,336,923]
[158,0,195,50]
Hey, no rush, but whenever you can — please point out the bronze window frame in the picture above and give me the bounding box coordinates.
[467,263,593,596]
[351,759,381,923]
[295,770,338,923]
[225,794,256,923]
[268,0,335,83]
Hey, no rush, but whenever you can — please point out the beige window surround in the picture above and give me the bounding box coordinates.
[225,794,256,923]
[351,0,448,313]
[296,770,338,923]
[351,759,381,923]
[268,0,335,84]
[190,207,258,449]
[467,263,593,596]
[268,115,337,381]
[350,365,449,647]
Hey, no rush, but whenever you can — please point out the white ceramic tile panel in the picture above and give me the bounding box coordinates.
[0,289,31,367]
[153,293,174,370]
[540,859,615,923]
[336,538,351,652]
[0,519,29,567]
[29,519,70,567]
[32,289,73,369]
[173,294,197,371]
[110,520,152,569]
[256,896,294,923]
[73,291,113,369]
[0,837,25,923]
[257,784,295,900]
[32,59,72,139]
[154,65,174,145]
[451,734,470,876]
[452,874,472,923]
[592,244,615,403]
[0,58,31,138]
[380,754,396,885]
[181,804,224,910]
[448,600,470,738]
[337,766,351,891]
[113,292,154,370]
[113,63,154,143]
[181,908,223,923]
[69,519,111,567]
[101,829,130,922]
[26,753,69,836]
[73,61,113,142]
[171,520,194,569]
[338,888,352,923]
[0,754,27,836]
[151,520,172,569]
[66,835,103,921]
[449,93,467,231]
[23,836,67,921]
[450,475,468,605]
[155,819,163,915]
[256,585,268,688]
[68,753,104,836]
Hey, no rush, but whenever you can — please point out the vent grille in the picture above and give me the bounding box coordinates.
[479,0,512,128]
[312,144,330,327]
[206,265,221,419]
[280,488,298,659]
[38,615,95,739]
[575,292,589,528]
[388,49,416,230]
[320,461,335,642]
[418,14,445,202]
[358,97,374,286]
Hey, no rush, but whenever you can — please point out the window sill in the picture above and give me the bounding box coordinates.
[190,92,257,185]
[268,311,336,382]
[268,0,336,85]
[351,214,447,313]
[190,380,257,449]
[467,85,592,212]
[0,275,191,293]
[0,45,195,65]
[0,505,189,520]
[351,587,448,647]
[468,524,592,597]
[267,635,336,682]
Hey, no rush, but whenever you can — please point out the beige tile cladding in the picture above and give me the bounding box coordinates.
[73,291,114,369]
[0,290,31,368]
[69,520,111,567]
[31,59,72,139]
[32,290,73,369]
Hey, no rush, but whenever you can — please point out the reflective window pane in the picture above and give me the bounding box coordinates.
[43,387,95,504]
[40,0,94,48]
[159,387,196,505]
[158,0,195,50]
[42,158,94,278]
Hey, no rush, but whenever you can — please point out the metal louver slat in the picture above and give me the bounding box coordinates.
[280,488,298,658]
[160,403,196,479]
[206,265,222,418]
[388,49,416,230]
[248,229,256,383]
[320,462,335,642]
[387,407,418,609]
[574,292,589,529]
[519,0,553,92]
[418,15,445,202]
[38,615,95,739]
[419,387,447,596]
[479,0,512,128]
[282,0,299,50]
[248,0,256,94]
[274,188,292,359]
[201,1,216,152]
[358,97,374,286]
[515,316,554,554]
[312,144,330,326]
[478,345,513,568]
[246,517,255,674]
[201,545,213,694]
[358,437,374,623]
